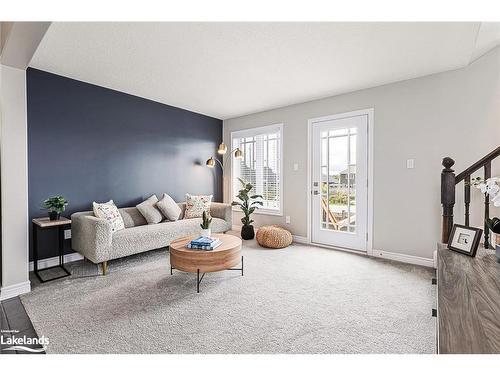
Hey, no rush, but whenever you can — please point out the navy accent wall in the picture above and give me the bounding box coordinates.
[27,68,222,261]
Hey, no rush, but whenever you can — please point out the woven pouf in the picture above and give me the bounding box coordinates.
[256,225,293,249]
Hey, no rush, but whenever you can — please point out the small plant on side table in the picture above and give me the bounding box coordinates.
[43,195,68,221]
[200,210,212,237]
[232,178,263,240]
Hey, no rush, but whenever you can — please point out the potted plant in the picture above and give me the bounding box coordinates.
[472,176,500,206]
[231,178,263,240]
[473,176,500,261]
[200,210,212,237]
[43,195,68,221]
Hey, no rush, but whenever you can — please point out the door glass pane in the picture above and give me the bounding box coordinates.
[349,134,357,165]
[329,137,348,177]
[319,127,357,233]
[321,138,327,166]
[348,164,356,229]
[329,128,348,137]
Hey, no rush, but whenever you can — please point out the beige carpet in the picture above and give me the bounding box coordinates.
[21,235,435,354]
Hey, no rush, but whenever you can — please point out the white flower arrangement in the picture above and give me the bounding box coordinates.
[472,176,500,207]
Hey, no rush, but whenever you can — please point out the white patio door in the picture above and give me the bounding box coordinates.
[311,113,368,251]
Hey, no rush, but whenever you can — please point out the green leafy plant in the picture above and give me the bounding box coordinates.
[43,195,68,214]
[231,178,263,226]
[200,210,212,230]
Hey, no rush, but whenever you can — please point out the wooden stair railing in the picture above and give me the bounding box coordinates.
[441,146,500,248]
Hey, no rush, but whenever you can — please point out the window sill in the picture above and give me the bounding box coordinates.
[232,207,283,217]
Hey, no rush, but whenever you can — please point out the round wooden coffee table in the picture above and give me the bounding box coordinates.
[169,233,243,292]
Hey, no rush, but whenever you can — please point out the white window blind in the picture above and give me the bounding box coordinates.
[231,124,282,213]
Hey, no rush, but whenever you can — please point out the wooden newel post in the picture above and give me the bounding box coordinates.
[441,157,456,244]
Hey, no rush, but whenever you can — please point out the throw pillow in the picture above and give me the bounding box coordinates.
[93,200,125,232]
[136,195,164,224]
[157,193,182,221]
[184,193,212,219]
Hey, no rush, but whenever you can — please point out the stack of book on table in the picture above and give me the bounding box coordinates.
[187,236,222,250]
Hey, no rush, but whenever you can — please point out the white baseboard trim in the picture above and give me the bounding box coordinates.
[0,281,31,301]
[295,235,434,268]
[292,235,309,244]
[292,236,368,257]
[29,252,83,272]
[372,249,434,268]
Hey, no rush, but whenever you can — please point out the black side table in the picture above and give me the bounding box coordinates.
[32,217,72,283]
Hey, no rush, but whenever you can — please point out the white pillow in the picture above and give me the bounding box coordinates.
[157,194,182,221]
[184,193,212,219]
[93,200,125,232]
[136,195,164,224]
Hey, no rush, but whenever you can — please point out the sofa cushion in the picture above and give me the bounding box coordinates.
[119,207,148,228]
[184,193,212,219]
[177,202,186,220]
[136,195,164,224]
[92,200,125,232]
[157,193,182,221]
[110,217,230,260]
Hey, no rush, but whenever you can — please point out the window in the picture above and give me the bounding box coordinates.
[231,124,283,215]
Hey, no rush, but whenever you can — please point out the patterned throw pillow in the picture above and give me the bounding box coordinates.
[93,200,125,232]
[184,193,212,219]
[136,195,164,224]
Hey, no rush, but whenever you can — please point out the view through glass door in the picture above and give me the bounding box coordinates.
[311,113,368,251]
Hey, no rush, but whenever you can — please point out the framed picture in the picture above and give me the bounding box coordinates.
[447,224,483,257]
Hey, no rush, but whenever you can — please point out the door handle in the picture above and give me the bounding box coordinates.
[313,191,319,195]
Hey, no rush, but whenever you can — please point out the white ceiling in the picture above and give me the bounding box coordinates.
[30,22,500,119]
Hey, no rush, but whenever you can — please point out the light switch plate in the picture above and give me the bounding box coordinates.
[406,159,415,169]
[285,216,291,224]
[293,163,299,171]
[64,229,72,239]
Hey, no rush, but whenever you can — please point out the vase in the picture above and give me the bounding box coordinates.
[200,228,211,238]
[48,211,60,221]
[241,225,255,240]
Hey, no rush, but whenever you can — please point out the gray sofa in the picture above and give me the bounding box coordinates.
[71,202,232,274]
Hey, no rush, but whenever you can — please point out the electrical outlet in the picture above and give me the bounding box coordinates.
[64,229,72,239]
[406,159,415,169]
[285,216,291,224]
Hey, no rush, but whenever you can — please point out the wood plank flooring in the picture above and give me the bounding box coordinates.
[437,246,500,353]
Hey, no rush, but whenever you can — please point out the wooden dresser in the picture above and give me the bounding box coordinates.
[436,246,500,353]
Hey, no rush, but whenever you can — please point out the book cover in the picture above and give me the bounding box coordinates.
[190,236,217,245]
[187,239,222,250]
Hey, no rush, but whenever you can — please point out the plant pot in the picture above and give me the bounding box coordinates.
[200,228,211,238]
[241,225,255,240]
[48,211,60,221]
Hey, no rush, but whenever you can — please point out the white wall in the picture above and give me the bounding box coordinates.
[0,64,30,298]
[0,22,50,299]
[223,46,500,260]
